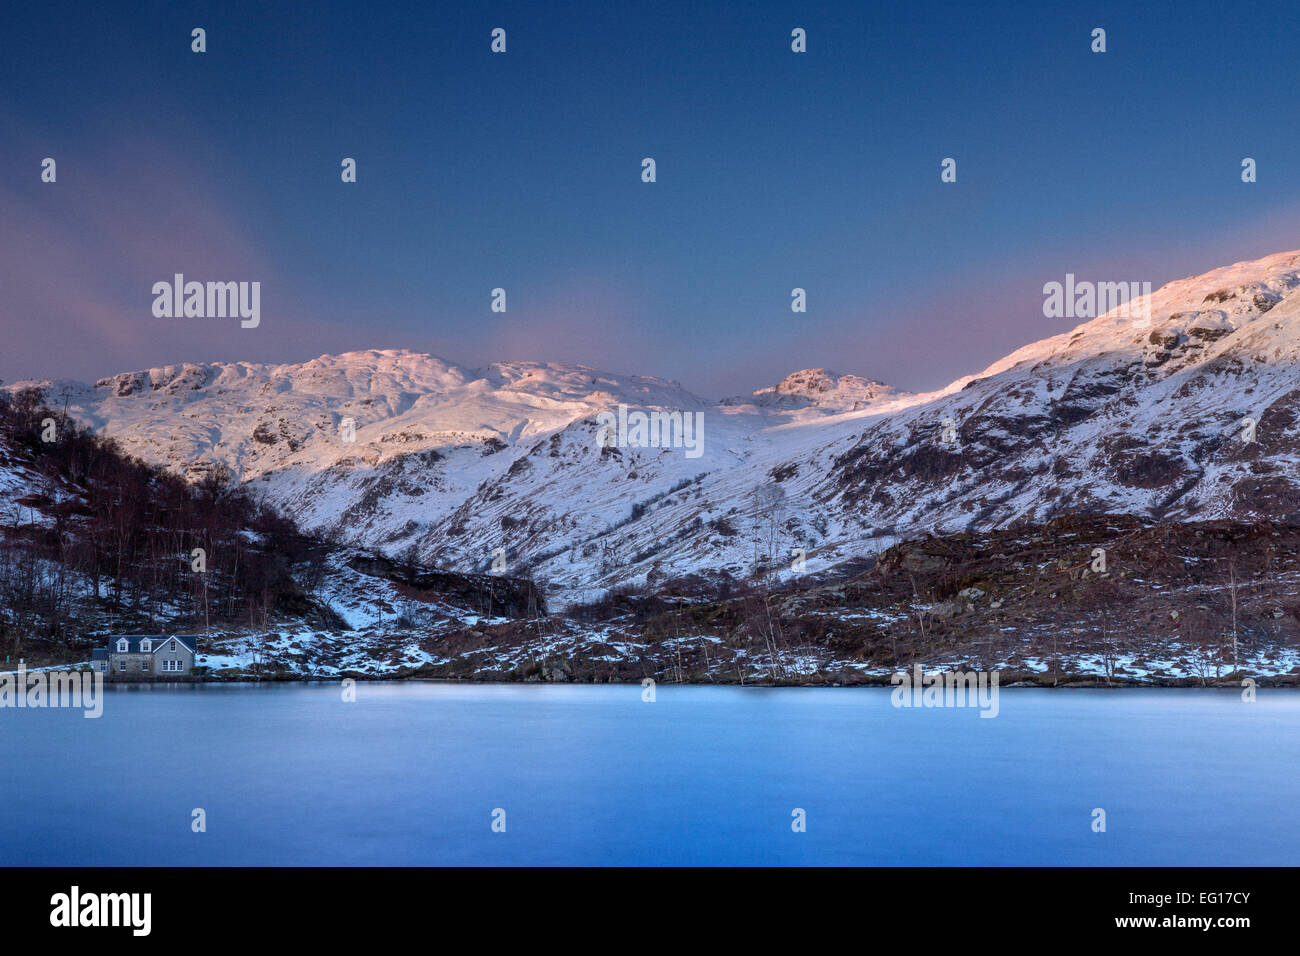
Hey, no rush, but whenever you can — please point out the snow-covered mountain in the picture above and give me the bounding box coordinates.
[723,368,900,411]
[15,250,1300,606]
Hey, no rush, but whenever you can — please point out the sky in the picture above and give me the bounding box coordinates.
[2,0,1298,399]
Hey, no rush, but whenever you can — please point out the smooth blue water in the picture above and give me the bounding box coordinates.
[1,683,1296,865]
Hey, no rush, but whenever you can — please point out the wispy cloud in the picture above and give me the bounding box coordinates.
[0,130,346,381]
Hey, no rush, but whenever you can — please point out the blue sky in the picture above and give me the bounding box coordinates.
[2,0,1297,396]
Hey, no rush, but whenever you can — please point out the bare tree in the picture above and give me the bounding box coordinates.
[1228,559,1240,675]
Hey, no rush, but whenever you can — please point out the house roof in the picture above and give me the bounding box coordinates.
[105,634,198,655]
[165,635,199,654]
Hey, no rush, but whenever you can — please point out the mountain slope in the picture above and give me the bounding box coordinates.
[820,249,1300,531]
[14,249,1300,607]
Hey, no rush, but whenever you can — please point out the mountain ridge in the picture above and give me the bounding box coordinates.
[11,248,1300,606]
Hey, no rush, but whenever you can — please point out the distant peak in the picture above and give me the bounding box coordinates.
[773,368,887,395]
[725,368,895,411]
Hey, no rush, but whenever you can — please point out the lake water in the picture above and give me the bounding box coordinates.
[2,683,1296,865]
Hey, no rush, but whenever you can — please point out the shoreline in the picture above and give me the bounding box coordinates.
[90,672,1300,689]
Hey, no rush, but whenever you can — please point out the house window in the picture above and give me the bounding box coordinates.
[141,660,150,671]
[169,640,177,650]
[140,639,152,652]
[117,639,128,652]
[118,661,127,671]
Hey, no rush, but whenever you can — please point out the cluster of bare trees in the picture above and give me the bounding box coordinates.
[0,386,321,651]
[743,482,791,680]
[1181,561,1248,685]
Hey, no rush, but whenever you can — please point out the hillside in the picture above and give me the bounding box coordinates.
[0,387,544,672]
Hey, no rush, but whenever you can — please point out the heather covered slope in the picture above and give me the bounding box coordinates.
[409,514,1300,686]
